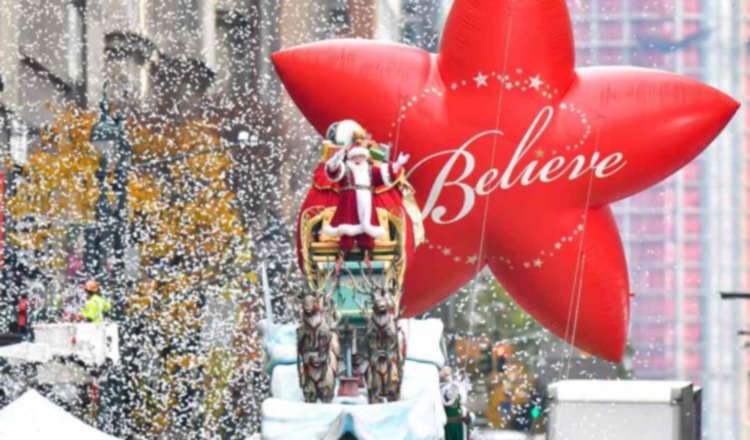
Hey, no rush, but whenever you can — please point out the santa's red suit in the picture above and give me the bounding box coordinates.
[323,144,404,251]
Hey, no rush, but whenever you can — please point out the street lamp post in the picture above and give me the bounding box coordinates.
[88,87,133,437]
[87,87,131,322]
[111,116,132,305]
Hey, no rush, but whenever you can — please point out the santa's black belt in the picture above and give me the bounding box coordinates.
[341,185,374,191]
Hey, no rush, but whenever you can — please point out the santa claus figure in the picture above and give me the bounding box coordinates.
[323,121,409,268]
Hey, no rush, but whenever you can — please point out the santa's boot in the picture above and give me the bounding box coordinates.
[364,249,374,275]
[335,250,347,276]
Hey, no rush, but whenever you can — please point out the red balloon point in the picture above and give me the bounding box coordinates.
[274,0,739,362]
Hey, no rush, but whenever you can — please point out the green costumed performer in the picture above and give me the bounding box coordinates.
[440,367,475,440]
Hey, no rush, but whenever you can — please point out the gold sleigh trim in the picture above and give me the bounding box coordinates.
[299,206,409,292]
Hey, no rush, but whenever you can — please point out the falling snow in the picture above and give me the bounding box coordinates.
[0,0,745,439]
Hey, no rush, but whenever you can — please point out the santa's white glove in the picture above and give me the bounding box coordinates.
[327,149,346,169]
[395,152,410,167]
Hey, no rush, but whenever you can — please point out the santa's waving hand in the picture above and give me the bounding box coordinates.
[325,148,347,182]
[395,152,410,168]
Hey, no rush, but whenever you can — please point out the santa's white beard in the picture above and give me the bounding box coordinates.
[346,160,371,185]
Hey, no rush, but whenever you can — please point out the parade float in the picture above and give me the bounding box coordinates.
[268,0,738,437]
[259,121,460,439]
[272,0,738,362]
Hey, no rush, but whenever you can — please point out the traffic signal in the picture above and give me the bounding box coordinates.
[492,344,509,357]
[479,345,493,374]
[528,386,546,429]
[530,395,542,419]
[492,343,510,373]
[512,402,533,431]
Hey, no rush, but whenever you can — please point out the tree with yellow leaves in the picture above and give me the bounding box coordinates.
[6,105,258,438]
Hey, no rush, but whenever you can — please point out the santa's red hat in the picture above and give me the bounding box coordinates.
[346,144,370,160]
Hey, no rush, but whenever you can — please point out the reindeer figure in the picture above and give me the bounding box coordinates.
[365,286,406,403]
[297,287,340,403]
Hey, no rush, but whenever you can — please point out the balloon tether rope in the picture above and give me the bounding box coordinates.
[559,116,604,381]
[461,11,515,373]
[393,94,404,157]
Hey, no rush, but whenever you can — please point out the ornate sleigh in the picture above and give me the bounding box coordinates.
[296,143,419,404]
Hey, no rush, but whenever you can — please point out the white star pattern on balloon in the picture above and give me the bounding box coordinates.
[529,75,543,90]
[473,72,488,87]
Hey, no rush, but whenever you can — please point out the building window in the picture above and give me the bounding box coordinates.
[105,32,158,106]
[400,0,439,51]
[66,2,83,83]
[216,9,261,98]
[329,2,350,35]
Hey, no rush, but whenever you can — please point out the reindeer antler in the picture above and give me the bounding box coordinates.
[324,279,338,303]
[352,293,372,318]
[317,262,336,290]
[358,261,380,291]
[345,264,371,294]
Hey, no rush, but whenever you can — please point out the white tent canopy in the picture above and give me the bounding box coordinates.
[0,389,119,440]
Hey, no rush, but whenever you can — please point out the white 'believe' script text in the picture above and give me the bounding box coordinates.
[407,106,626,224]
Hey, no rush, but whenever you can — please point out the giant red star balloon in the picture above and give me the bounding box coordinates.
[272,0,739,361]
